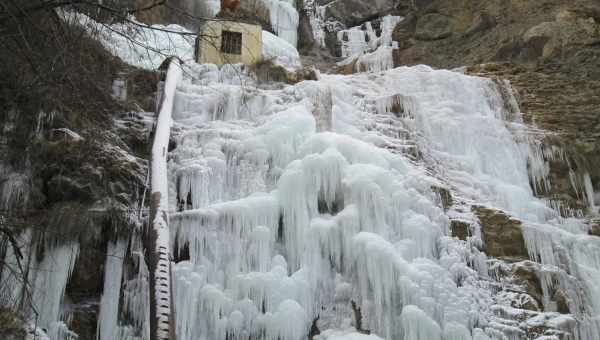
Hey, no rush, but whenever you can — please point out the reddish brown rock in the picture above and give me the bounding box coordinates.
[472,205,528,261]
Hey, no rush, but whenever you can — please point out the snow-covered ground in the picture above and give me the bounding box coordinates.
[61,11,196,70]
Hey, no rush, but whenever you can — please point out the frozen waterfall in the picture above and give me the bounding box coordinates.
[164,62,600,340]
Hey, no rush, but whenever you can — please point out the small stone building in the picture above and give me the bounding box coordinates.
[195,19,263,65]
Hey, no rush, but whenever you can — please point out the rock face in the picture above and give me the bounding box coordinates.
[0,10,153,338]
[523,9,600,60]
[391,0,600,67]
[415,13,453,40]
[297,0,316,53]
[472,205,528,261]
[389,0,600,214]
[324,0,400,27]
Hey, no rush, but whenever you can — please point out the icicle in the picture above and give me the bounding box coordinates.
[521,223,558,267]
[97,239,127,340]
[263,0,299,47]
[30,243,80,332]
[121,251,151,340]
[583,172,598,214]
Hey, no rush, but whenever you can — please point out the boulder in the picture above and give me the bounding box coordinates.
[472,205,528,261]
[512,261,544,310]
[415,13,453,40]
[391,12,418,48]
[450,220,470,241]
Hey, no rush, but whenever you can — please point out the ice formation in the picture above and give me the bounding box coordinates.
[302,0,326,47]
[2,9,600,340]
[263,0,299,47]
[159,60,600,340]
[97,240,128,340]
[335,16,402,73]
[262,30,302,69]
[0,232,80,340]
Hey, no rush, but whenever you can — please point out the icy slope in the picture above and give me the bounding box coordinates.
[166,62,600,340]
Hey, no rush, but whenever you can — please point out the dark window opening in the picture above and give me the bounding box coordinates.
[221,30,242,55]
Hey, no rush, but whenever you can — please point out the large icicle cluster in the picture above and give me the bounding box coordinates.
[262,0,299,47]
[337,16,401,58]
[0,231,80,340]
[166,60,600,340]
[334,16,402,73]
[163,64,515,340]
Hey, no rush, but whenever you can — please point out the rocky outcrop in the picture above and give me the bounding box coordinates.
[590,219,600,237]
[297,0,316,53]
[324,0,400,27]
[252,60,319,84]
[472,205,528,261]
[523,9,600,60]
[414,13,453,40]
[391,1,600,67]
[450,220,470,240]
